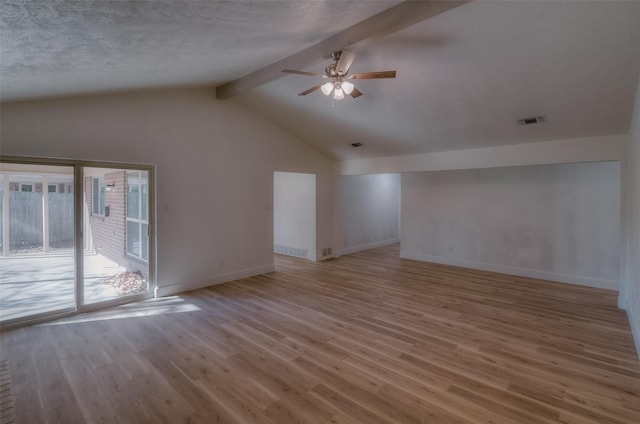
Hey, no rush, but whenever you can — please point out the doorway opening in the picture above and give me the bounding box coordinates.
[273,172,316,261]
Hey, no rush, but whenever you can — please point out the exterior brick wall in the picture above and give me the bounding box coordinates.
[84,171,148,278]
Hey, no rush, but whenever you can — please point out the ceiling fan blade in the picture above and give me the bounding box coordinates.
[350,87,363,98]
[282,69,327,78]
[336,49,356,75]
[298,84,322,96]
[348,70,397,80]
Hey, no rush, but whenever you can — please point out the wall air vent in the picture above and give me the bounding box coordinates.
[518,115,547,126]
[350,142,363,148]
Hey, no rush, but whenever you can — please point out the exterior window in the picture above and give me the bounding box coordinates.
[92,177,105,215]
[21,184,33,192]
[126,171,148,261]
[48,184,57,193]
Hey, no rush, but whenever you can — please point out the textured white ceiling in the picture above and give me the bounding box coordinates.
[2,1,640,160]
[239,0,640,159]
[0,0,399,100]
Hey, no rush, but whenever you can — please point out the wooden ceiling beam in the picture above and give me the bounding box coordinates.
[215,1,471,100]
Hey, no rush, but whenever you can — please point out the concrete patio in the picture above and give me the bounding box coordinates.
[0,250,147,322]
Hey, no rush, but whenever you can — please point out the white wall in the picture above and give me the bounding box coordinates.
[0,87,334,296]
[401,162,621,289]
[622,74,640,357]
[336,173,400,255]
[273,172,316,260]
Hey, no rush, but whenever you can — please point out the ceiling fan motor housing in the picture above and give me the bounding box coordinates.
[326,63,339,77]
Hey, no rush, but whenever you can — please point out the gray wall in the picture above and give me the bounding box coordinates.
[336,173,400,255]
[622,74,640,356]
[401,162,621,289]
[1,87,335,296]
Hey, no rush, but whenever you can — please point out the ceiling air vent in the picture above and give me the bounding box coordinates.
[518,115,547,126]
[350,142,363,148]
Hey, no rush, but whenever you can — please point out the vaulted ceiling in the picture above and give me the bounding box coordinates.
[2,1,640,160]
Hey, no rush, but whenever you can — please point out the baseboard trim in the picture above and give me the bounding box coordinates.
[156,264,275,297]
[337,238,400,256]
[399,251,618,290]
[619,294,628,309]
[627,307,640,361]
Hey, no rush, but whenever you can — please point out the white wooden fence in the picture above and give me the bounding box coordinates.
[0,192,74,252]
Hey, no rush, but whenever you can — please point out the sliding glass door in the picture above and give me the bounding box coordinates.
[0,163,76,321]
[82,167,150,305]
[0,158,154,326]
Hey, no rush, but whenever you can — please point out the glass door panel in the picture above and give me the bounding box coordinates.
[82,167,150,305]
[0,163,75,322]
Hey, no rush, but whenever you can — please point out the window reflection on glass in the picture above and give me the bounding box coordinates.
[93,177,105,215]
[127,220,140,256]
[126,171,148,261]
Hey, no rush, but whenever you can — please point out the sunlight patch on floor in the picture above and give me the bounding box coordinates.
[38,296,200,326]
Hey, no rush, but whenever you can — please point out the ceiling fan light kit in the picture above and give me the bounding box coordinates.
[319,79,355,99]
[341,81,355,95]
[282,49,396,101]
[321,82,334,95]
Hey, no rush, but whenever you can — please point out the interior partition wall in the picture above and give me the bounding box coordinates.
[0,157,155,327]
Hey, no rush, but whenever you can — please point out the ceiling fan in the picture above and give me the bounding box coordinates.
[282,50,396,100]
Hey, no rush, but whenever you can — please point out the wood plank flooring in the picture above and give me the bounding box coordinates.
[1,244,639,423]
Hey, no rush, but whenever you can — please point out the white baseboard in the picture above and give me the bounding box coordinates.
[337,238,400,256]
[156,264,275,297]
[618,294,628,309]
[627,307,640,361]
[399,251,618,290]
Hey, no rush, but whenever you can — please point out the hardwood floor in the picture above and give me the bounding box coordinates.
[1,244,639,423]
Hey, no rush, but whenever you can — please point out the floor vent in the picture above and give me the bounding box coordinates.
[274,245,308,259]
[0,360,15,424]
